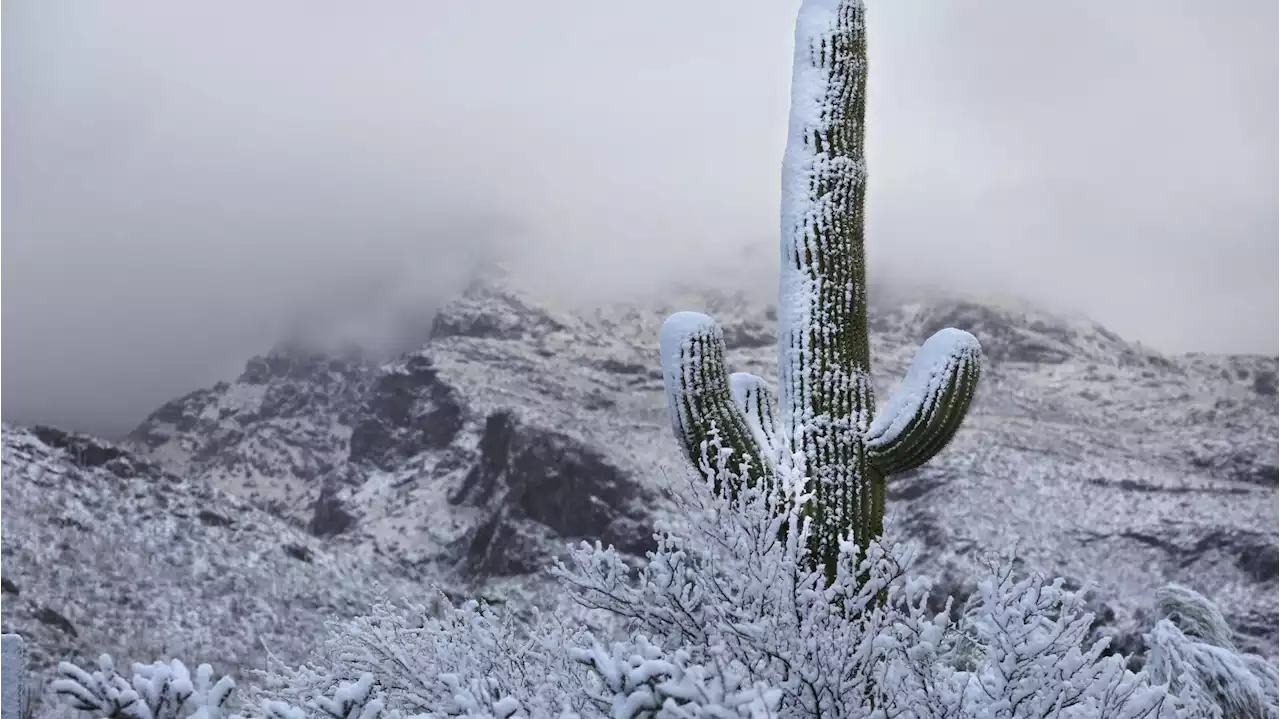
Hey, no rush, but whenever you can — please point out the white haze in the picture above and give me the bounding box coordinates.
[3,0,1276,437]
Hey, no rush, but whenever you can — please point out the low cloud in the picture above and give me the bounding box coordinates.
[3,0,1275,437]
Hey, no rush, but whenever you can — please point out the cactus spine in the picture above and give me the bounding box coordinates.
[659,0,983,584]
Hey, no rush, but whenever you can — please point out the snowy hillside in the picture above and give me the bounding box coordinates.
[0,426,435,716]
[2,276,1276,712]
[124,276,1278,645]
[124,277,676,581]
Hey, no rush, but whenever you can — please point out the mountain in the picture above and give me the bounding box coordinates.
[123,278,668,578]
[121,275,1280,645]
[3,277,1276,714]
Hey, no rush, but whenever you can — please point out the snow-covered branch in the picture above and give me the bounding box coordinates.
[52,656,235,719]
[50,447,1276,717]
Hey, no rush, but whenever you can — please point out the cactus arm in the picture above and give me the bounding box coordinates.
[729,372,783,465]
[777,0,873,578]
[660,312,771,496]
[864,328,983,476]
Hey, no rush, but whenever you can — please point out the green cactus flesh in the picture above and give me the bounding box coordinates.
[660,313,773,496]
[658,0,984,584]
[864,328,983,476]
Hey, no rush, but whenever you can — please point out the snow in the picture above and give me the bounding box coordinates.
[1146,585,1280,717]
[3,0,1276,710]
[2,277,1280,711]
[2,634,25,719]
[729,372,781,457]
[775,0,872,483]
[5,279,1275,714]
[659,313,719,394]
[112,453,1255,717]
[659,311,724,446]
[0,425,431,718]
[864,327,982,448]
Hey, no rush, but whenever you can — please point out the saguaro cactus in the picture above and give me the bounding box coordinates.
[659,0,983,583]
[2,634,26,719]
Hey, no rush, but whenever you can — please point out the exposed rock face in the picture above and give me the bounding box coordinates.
[1253,369,1278,397]
[122,279,664,582]
[308,482,358,538]
[126,345,377,522]
[450,411,655,575]
[348,354,464,472]
[28,426,127,469]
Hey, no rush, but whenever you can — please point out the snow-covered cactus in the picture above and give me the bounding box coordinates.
[660,0,982,581]
[2,634,27,719]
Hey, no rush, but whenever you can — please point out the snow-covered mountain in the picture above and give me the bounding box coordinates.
[3,276,1276,714]
[127,279,1280,632]
[123,278,669,579]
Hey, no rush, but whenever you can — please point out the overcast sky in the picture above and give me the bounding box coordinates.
[4,0,1276,437]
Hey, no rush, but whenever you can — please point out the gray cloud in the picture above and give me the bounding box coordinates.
[4,0,1276,437]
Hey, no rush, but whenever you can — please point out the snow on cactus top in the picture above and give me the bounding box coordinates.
[659,312,724,443]
[864,327,982,448]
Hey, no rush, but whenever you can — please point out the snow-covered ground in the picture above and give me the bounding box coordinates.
[3,276,1275,714]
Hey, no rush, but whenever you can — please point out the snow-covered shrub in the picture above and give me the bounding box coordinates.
[51,655,235,719]
[52,445,1276,718]
[550,445,1219,718]
[241,591,594,718]
[1144,585,1280,719]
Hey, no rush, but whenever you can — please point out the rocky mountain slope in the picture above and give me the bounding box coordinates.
[122,280,668,580]
[124,276,1280,643]
[3,277,1276,713]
